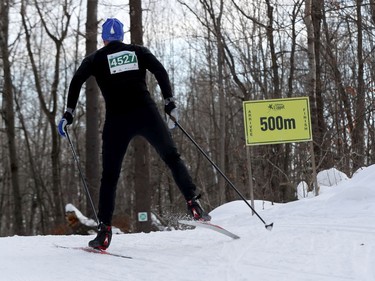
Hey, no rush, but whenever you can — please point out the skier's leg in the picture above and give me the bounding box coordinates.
[98,116,132,225]
[139,105,197,200]
[139,106,211,220]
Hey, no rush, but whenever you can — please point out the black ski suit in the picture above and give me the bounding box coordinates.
[66,41,197,225]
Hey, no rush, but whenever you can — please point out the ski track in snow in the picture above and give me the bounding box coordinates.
[1,166,375,281]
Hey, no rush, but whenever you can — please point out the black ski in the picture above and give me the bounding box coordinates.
[54,244,132,259]
[178,220,240,239]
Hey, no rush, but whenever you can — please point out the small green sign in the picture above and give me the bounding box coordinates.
[138,212,148,222]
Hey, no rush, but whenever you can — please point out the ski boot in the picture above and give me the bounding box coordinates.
[88,222,112,250]
[187,194,211,221]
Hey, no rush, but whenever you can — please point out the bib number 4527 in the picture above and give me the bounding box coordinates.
[107,50,139,74]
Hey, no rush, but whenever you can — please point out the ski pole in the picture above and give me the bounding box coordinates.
[65,128,100,225]
[170,115,273,231]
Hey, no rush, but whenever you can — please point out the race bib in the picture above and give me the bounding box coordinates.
[107,50,139,74]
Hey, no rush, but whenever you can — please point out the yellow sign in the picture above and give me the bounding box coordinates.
[243,97,312,145]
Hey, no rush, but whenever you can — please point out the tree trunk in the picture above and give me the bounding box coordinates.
[0,0,24,235]
[352,0,365,171]
[265,0,280,98]
[312,0,327,170]
[130,0,152,233]
[216,2,226,204]
[304,0,319,194]
[85,0,100,219]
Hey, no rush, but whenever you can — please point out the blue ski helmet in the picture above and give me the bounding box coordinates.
[102,18,124,42]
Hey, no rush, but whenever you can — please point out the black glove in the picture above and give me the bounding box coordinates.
[164,98,178,129]
[58,109,74,137]
[164,97,176,115]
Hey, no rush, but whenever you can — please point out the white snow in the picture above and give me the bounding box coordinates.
[317,167,349,187]
[1,165,375,281]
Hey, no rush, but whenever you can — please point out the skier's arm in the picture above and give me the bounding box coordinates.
[141,47,173,100]
[58,55,93,137]
[141,47,178,128]
[66,56,94,112]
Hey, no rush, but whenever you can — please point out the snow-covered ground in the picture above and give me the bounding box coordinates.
[1,166,374,281]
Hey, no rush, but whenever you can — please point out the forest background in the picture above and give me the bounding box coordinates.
[1,0,374,236]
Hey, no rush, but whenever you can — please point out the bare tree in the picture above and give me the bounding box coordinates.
[130,0,152,233]
[85,0,100,218]
[0,0,24,235]
[178,0,228,203]
[352,0,365,171]
[20,0,72,226]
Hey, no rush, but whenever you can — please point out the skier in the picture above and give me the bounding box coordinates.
[58,18,210,250]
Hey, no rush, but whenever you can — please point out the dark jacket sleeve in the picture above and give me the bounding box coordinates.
[141,47,173,100]
[66,55,94,111]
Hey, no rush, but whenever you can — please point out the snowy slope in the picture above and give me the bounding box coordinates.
[1,166,375,281]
